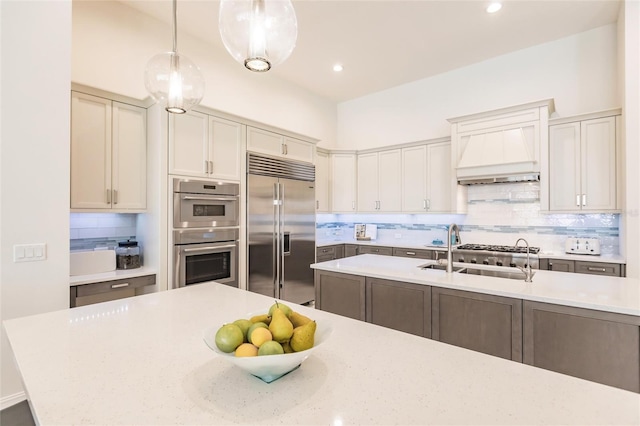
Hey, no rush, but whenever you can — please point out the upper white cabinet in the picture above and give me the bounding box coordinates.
[247,126,314,163]
[315,149,330,212]
[357,149,401,212]
[330,152,357,213]
[169,111,242,181]
[548,112,620,212]
[402,142,451,213]
[71,91,146,211]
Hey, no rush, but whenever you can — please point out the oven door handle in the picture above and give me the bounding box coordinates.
[181,244,238,253]
[181,195,237,201]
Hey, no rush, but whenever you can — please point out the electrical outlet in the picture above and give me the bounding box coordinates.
[13,243,47,262]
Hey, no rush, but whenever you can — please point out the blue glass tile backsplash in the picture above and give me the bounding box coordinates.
[317,183,620,254]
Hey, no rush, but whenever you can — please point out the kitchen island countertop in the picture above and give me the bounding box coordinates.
[312,254,640,316]
[3,282,639,425]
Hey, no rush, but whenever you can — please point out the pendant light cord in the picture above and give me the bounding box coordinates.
[172,0,177,53]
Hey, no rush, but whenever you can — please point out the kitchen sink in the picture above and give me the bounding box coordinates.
[420,264,467,273]
[419,263,529,281]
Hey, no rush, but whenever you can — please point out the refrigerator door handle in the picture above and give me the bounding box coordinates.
[279,182,286,296]
[283,232,291,256]
[273,182,280,298]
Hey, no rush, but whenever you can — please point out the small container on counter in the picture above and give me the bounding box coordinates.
[116,240,141,270]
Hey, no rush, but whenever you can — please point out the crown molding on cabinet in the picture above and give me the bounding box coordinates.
[549,108,622,126]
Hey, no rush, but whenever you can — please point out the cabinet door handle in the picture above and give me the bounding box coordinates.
[113,189,118,204]
[106,189,111,204]
[352,201,355,210]
[204,160,209,174]
[423,199,427,210]
[316,200,319,210]
[285,144,288,155]
[210,160,214,174]
[111,282,129,289]
[426,199,431,210]
[587,267,607,272]
[582,194,586,206]
[281,144,286,155]
[576,194,580,207]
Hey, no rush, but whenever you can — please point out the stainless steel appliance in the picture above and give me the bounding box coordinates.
[173,228,239,288]
[173,178,239,228]
[451,243,540,279]
[247,153,315,304]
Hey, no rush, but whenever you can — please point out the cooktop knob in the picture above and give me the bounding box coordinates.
[509,262,516,267]
[496,261,503,266]
[482,259,489,265]
[470,259,477,264]
[458,258,464,262]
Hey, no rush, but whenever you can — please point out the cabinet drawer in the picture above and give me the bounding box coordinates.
[317,246,336,257]
[358,246,393,256]
[392,248,433,260]
[316,254,335,263]
[575,261,621,277]
[76,274,156,297]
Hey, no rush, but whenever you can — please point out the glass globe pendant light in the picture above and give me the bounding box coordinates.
[219,0,298,72]
[144,0,205,113]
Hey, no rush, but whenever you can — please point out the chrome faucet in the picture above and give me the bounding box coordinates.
[515,238,535,282]
[446,224,461,273]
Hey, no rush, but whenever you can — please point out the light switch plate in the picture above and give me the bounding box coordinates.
[13,243,47,262]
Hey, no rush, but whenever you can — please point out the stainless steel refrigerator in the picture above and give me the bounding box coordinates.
[247,153,316,304]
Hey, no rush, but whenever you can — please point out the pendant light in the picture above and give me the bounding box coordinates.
[144,0,205,114]
[219,0,298,72]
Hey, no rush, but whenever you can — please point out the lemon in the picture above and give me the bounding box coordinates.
[258,341,284,356]
[235,343,258,357]
[249,327,272,347]
[215,323,244,353]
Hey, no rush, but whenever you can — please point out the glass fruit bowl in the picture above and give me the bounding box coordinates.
[202,317,332,383]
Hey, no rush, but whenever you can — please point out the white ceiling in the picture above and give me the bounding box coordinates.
[118,0,621,103]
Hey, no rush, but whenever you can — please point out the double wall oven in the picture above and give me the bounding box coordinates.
[172,178,239,289]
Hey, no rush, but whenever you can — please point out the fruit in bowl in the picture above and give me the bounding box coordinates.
[203,302,331,383]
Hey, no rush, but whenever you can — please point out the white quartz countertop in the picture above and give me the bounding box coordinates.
[3,283,639,425]
[312,254,640,316]
[69,266,156,286]
[316,239,626,263]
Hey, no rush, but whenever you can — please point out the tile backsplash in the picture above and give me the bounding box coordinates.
[70,213,137,251]
[317,182,620,255]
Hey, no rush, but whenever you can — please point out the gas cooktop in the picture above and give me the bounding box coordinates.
[455,244,541,255]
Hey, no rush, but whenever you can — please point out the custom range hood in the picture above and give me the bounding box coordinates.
[449,99,555,185]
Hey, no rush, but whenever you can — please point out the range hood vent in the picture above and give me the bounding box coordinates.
[448,99,554,185]
[458,173,540,186]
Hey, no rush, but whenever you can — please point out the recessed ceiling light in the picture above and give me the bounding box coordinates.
[486,2,502,13]
[333,64,343,72]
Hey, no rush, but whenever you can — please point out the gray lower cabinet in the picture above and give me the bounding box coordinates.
[358,245,393,256]
[366,277,431,338]
[539,258,624,277]
[314,270,366,321]
[316,245,344,262]
[344,244,359,257]
[431,287,523,361]
[523,301,640,393]
[392,247,434,260]
[70,274,156,308]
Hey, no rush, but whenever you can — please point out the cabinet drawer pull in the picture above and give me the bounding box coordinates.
[587,267,607,272]
[322,249,329,253]
[111,282,129,289]
[406,251,416,256]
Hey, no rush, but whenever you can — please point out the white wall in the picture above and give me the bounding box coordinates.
[0,0,71,407]
[622,0,640,278]
[337,24,619,150]
[71,1,337,149]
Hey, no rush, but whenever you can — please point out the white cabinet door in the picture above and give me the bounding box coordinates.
[209,116,242,181]
[169,111,209,178]
[549,116,617,212]
[315,150,330,212]
[357,152,379,212]
[426,142,452,213]
[402,146,427,212]
[581,117,616,211]
[71,92,112,209]
[377,149,402,212]
[549,122,581,211]
[331,153,357,212]
[112,102,147,209]
[247,126,283,157]
[284,136,314,163]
